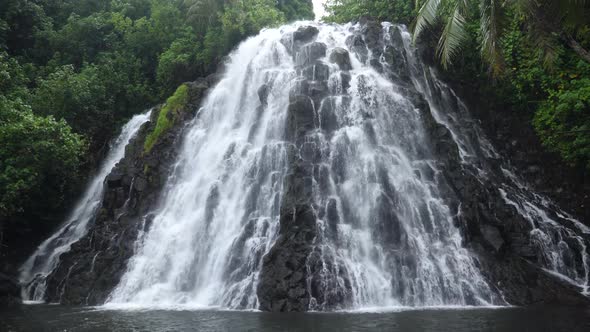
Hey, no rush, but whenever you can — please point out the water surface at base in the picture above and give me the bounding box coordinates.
[2,305,590,331]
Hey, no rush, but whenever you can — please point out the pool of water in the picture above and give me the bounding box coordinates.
[2,305,590,331]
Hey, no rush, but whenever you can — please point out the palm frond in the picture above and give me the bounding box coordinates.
[480,0,506,75]
[412,0,442,43]
[436,4,467,68]
[515,0,563,67]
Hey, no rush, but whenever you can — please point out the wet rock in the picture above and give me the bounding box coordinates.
[258,160,317,312]
[329,47,352,70]
[369,58,383,73]
[308,81,329,107]
[319,98,339,134]
[382,27,411,81]
[360,20,383,53]
[258,83,270,105]
[205,184,220,225]
[481,224,504,253]
[133,177,148,192]
[286,95,315,142]
[326,198,339,238]
[293,26,319,43]
[296,42,327,67]
[340,72,351,92]
[346,34,368,63]
[106,170,124,188]
[301,62,330,81]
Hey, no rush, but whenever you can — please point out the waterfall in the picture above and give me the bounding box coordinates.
[106,21,506,310]
[21,20,585,311]
[19,110,152,302]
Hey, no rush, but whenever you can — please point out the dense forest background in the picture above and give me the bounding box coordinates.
[1,0,589,260]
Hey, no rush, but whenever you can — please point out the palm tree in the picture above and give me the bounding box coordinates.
[517,0,590,64]
[412,0,590,73]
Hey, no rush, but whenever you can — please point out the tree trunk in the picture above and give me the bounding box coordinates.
[562,33,590,64]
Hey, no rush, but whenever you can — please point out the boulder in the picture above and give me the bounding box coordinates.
[293,26,319,43]
[329,47,352,70]
[296,42,327,67]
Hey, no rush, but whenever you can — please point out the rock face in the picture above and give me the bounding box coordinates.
[258,29,327,312]
[41,78,212,305]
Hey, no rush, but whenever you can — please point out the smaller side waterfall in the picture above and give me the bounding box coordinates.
[498,171,590,295]
[395,23,590,296]
[19,111,152,302]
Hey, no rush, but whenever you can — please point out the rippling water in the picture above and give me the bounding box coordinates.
[2,305,590,331]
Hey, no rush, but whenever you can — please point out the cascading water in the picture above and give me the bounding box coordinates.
[106,21,507,310]
[19,111,152,302]
[107,28,294,309]
[20,19,584,311]
[498,172,590,295]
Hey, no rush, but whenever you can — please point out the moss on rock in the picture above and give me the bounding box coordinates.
[144,84,189,153]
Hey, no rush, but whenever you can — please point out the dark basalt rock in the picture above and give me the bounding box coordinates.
[345,34,368,63]
[382,27,411,82]
[257,163,316,312]
[295,42,327,67]
[319,98,339,134]
[300,61,330,81]
[41,79,212,305]
[329,47,352,71]
[286,95,316,143]
[258,83,270,106]
[281,26,320,55]
[293,26,319,44]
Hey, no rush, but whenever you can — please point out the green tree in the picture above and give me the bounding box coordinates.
[0,100,86,223]
[157,28,202,93]
[221,0,285,44]
[534,76,590,168]
[277,0,314,21]
[32,65,113,145]
[326,0,415,24]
